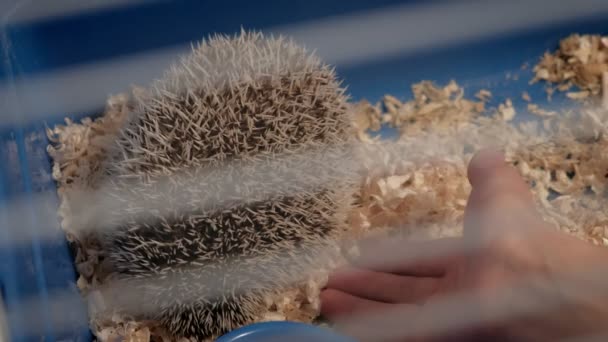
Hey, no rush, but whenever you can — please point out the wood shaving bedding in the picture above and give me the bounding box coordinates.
[532,34,608,99]
[49,33,608,341]
[351,100,382,143]
[528,104,557,117]
[352,87,608,247]
[47,92,132,294]
[379,80,485,137]
[475,89,492,101]
[497,99,516,121]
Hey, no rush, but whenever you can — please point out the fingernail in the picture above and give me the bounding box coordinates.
[467,148,506,186]
[471,148,505,169]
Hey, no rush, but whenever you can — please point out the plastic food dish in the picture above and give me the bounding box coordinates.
[215,321,356,342]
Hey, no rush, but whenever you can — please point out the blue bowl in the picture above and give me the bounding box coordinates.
[215,321,356,342]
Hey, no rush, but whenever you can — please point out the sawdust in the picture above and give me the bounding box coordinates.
[528,104,557,117]
[497,98,516,122]
[46,92,132,295]
[351,82,608,247]
[532,34,608,99]
[379,80,485,137]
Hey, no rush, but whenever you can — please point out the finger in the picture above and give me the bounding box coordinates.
[353,237,466,276]
[322,289,421,341]
[327,266,441,304]
[467,148,508,187]
[467,148,533,205]
[465,148,542,237]
[320,288,398,319]
[331,289,493,342]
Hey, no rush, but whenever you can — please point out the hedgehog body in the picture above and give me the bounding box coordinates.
[99,31,357,340]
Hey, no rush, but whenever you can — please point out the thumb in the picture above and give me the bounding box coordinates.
[464,149,541,238]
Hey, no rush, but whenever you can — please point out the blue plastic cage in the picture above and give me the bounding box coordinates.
[0,1,607,341]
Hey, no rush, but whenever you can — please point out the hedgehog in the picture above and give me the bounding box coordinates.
[94,30,359,340]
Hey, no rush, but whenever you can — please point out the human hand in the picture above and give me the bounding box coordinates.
[320,149,608,341]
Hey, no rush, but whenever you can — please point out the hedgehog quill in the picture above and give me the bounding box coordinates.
[73,31,361,340]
